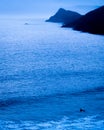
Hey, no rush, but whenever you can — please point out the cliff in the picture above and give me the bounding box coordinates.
[46,8,82,24]
[64,6,104,35]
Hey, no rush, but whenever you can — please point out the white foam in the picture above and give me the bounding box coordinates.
[0,115,104,130]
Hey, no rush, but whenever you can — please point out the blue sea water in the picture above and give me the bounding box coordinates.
[0,16,104,129]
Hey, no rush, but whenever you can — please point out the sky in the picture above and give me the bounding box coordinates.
[0,0,103,17]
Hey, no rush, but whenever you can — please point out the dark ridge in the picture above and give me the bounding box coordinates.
[46,8,82,24]
[71,86,104,96]
[0,98,22,108]
[0,96,51,108]
[63,6,104,35]
[0,86,103,108]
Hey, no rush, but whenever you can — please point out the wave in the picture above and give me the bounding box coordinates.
[0,115,104,130]
[0,96,41,108]
[0,85,104,108]
[71,86,104,96]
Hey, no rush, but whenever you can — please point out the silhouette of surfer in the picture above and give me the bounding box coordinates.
[24,23,29,25]
[80,108,85,112]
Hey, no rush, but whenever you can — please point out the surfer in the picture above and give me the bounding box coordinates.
[80,108,85,112]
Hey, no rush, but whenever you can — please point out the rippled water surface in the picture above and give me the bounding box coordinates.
[0,17,104,129]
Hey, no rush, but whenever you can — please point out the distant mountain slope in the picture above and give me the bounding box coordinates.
[46,8,82,24]
[64,6,104,35]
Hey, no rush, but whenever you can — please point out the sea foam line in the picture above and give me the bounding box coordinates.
[0,115,104,130]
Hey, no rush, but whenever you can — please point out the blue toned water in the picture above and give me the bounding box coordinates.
[0,16,104,129]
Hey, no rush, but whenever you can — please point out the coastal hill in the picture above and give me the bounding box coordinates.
[63,6,104,35]
[46,8,82,24]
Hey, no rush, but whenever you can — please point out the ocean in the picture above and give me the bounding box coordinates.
[0,16,104,129]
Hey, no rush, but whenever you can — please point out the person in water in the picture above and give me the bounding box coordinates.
[80,108,85,112]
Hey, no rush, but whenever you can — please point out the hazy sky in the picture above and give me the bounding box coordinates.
[0,0,103,16]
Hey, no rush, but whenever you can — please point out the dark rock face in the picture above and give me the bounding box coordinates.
[46,8,82,24]
[64,6,104,35]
